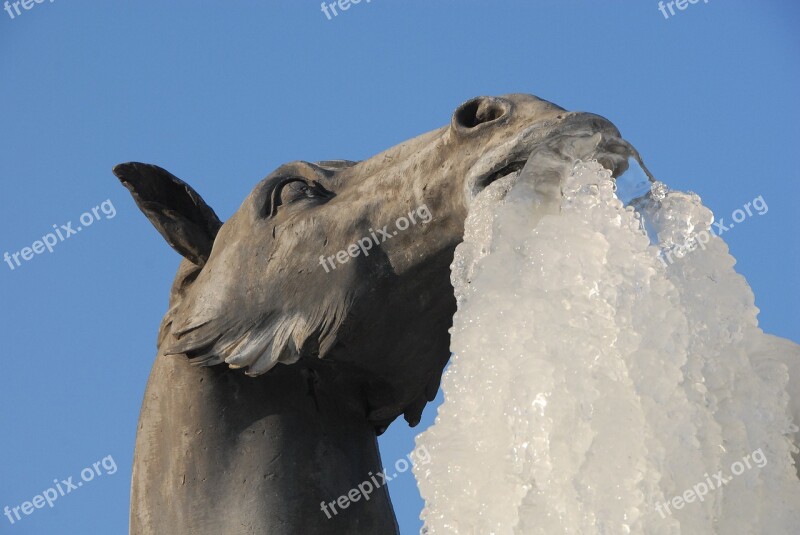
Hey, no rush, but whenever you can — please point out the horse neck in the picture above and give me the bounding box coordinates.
[131,355,400,534]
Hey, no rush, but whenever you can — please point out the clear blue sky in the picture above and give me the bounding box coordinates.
[1,1,797,533]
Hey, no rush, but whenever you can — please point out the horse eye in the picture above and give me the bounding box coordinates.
[278,180,313,205]
[264,178,335,218]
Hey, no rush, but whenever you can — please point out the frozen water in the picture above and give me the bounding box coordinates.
[415,158,800,534]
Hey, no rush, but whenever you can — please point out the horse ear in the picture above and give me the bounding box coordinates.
[113,162,222,266]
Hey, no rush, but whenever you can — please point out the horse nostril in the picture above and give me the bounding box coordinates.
[453,97,510,131]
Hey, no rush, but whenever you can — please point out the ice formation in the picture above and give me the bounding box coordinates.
[414,155,800,534]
